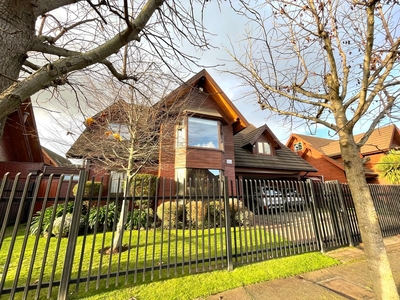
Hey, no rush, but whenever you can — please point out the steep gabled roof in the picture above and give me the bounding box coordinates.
[66,100,157,161]
[42,147,72,167]
[240,124,281,149]
[234,125,317,172]
[161,69,249,133]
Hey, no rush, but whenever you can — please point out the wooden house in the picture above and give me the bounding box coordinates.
[286,124,400,183]
[67,70,316,194]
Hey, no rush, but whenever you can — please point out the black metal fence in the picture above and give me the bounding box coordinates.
[1,171,400,300]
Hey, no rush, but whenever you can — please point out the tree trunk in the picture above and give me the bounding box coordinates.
[111,145,136,252]
[0,0,35,136]
[338,132,399,300]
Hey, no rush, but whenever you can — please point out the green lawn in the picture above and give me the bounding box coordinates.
[68,252,338,300]
[0,225,338,300]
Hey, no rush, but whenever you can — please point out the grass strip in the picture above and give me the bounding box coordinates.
[70,252,339,300]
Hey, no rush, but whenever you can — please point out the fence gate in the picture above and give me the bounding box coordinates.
[310,181,359,250]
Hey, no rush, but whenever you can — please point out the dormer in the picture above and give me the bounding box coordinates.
[239,124,281,156]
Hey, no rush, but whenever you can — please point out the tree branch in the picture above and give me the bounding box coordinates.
[34,0,83,17]
[31,39,137,81]
[0,0,165,121]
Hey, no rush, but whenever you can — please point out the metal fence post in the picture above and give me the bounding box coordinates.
[223,176,233,271]
[306,179,326,253]
[333,181,354,247]
[58,170,88,300]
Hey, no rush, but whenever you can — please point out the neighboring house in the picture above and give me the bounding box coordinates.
[0,99,80,223]
[286,124,400,183]
[67,70,316,194]
[0,98,44,178]
[42,146,73,167]
[0,97,75,179]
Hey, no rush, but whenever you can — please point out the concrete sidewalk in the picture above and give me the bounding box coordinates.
[205,235,400,300]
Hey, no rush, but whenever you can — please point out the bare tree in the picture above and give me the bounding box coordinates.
[226,1,400,299]
[61,70,190,252]
[0,0,212,137]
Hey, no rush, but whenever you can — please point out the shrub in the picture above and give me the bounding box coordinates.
[226,198,254,227]
[130,174,157,197]
[185,201,208,228]
[206,200,224,227]
[156,201,185,228]
[205,198,254,228]
[72,181,102,197]
[30,202,74,236]
[126,208,154,230]
[88,203,119,231]
[52,214,73,237]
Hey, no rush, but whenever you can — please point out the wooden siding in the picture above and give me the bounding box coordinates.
[299,148,347,182]
[0,162,44,179]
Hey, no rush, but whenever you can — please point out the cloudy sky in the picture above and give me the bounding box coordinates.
[32,1,399,157]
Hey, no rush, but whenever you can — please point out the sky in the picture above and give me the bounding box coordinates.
[31,1,399,158]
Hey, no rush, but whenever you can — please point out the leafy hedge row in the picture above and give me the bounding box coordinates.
[30,201,154,237]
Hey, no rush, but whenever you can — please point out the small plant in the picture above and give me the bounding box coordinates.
[126,208,154,230]
[87,203,119,231]
[30,202,74,236]
[52,214,73,237]
[156,201,184,228]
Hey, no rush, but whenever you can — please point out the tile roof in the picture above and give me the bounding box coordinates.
[295,124,399,157]
[234,125,317,172]
[42,147,72,167]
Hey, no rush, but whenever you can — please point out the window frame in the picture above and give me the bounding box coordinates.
[257,141,272,155]
[175,116,225,150]
[110,170,127,194]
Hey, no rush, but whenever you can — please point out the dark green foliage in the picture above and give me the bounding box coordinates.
[126,208,154,230]
[72,181,102,197]
[30,202,74,236]
[130,174,157,196]
[87,203,120,231]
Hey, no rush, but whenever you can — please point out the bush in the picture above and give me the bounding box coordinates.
[72,181,102,197]
[126,208,154,230]
[226,198,254,227]
[157,201,185,228]
[130,174,157,197]
[30,202,74,236]
[206,200,224,227]
[185,201,208,228]
[52,214,73,237]
[88,203,119,231]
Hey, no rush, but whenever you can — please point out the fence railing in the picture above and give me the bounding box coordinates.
[1,172,400,300]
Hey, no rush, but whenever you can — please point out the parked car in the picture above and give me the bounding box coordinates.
[253,187,286,212]
[282,188,305,211]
